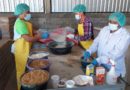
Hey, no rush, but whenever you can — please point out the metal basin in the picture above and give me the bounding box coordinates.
[48,41,74,55]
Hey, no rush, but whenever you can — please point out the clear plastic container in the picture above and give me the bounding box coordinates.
[51,75,60,89]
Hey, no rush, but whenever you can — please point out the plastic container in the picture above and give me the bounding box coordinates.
[86,64,94,76]
[26,59,50,71]
[65,80,75,88]
[96,66,105,85]
[50,28,66,42]
[51,75,60,89]
[21,69,49,90]
[58,79,67,88]
[106,59,117,85]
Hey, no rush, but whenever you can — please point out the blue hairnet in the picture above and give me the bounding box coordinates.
[14,3,30,16]
[109,12,126,27]
[73,4,87,13]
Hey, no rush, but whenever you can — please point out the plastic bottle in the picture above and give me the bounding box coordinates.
[86,64,94,76]
[106,59,117,85]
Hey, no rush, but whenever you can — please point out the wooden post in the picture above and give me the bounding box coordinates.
[44,0,51,13]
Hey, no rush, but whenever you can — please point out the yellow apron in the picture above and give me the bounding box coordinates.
[14,22,33,90]
[78,24,93,49]
[80,40,93,49]
[78,23,84,36]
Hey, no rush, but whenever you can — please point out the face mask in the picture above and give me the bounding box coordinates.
[24,14,31,21]
[75,15,81,20]
[108,23,118,31]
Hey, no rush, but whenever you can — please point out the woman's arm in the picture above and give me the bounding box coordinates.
[22,32,41,42]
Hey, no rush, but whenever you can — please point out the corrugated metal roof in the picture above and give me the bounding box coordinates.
[51,0,130,12]
[0,0,44,12]
[0,0,130,12]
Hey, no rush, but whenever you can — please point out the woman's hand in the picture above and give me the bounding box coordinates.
[22,32,41,42]
[83,51,90,60]
[34,31,41,39]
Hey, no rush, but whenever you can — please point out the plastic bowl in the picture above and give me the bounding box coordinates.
[65,80,75,88]
[26,59,50,71]
[28,51,49,60]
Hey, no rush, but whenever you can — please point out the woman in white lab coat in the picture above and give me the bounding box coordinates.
[84,12,130,77]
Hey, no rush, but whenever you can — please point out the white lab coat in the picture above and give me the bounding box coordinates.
[87,26,130,77]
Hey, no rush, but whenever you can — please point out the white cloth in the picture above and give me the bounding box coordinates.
[87,26,130,77]
[11,27,21,53]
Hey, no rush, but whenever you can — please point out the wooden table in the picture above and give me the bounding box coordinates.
[31,42,85,89]
[32,42,125,90]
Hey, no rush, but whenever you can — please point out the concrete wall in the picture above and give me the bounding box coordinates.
[30,13,130,29]
[1,13,130,29]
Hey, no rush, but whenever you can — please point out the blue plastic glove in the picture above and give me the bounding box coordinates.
[91,59,98,66]
[83,51,90,60]
[41,32,49,39]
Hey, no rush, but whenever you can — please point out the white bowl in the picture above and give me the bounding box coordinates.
[65,80,75,88]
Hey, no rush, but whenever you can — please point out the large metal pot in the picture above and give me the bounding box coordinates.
[48,41,74,55]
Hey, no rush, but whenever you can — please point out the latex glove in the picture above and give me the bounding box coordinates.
[91,59,98,66]
[41,32,49,39]
[83,51,90,60]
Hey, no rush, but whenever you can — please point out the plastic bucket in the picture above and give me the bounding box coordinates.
[26,59,50,71]
[21,70,49,90]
